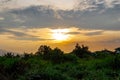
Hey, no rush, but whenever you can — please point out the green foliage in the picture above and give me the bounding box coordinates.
[62,54,79,63]
[72,43,91,58]
[0,44,120,80]
[35,45,52,59]
[50,47,63,63]
[0,57,29,80]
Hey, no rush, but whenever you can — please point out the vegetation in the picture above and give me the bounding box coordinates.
[0,43,120,80]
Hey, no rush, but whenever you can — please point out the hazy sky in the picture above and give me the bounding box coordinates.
[0,0,120,53]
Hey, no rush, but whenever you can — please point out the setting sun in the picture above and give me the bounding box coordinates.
[52,29,69,41]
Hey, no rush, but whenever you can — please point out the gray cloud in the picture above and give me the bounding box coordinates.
[84,31,104,36]
[0,0,120,31]
[0,28,52,41]
[67,30,104,36]
[0,0,120,11]
[14,6,120,30]
[67,32,81,35]
[8,36,53,41]
[0,28,30,37]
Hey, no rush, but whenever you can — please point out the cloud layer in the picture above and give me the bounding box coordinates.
[0,0,120,53]
[0,4,120,30]
[0,0,120,11]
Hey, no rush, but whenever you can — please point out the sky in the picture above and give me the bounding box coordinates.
[0,0,120,53]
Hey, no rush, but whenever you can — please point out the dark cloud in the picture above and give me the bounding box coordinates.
[0,3,120,31]
[0,28,30,37]
[8,36,53,41]
[0,28,52,41]
[9,6,62,27]
[67,30,104,36]
[84,31,104,36]
[67,32,81,35]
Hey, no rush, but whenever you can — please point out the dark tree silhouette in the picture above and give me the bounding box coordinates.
[52,47,63,55]
[51,47,64,63]
[72,43,91,58]
[115,47,120,54]
[36,45,52,59]
[23,52,33,59]
[4,52,14,58]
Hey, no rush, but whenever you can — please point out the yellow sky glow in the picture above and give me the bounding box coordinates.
[51,29,70,41]
[0,27,120,53]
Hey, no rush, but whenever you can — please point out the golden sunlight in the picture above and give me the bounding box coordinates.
[51,29,69,41]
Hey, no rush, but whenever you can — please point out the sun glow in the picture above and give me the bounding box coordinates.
[52,29,69,41]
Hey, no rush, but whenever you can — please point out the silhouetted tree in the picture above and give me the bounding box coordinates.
[36,45,52,59]
[4,52,14,58]
[115,47,120,54]
[51,47,63,63]
[72,43,91,58]
[23,52,33,59]
[15,54,20,58]
[94,49,113,58]
[52,47,63,55]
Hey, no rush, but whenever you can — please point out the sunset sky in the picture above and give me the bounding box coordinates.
[0,0,120,53]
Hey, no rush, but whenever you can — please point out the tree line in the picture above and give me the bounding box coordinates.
[0,43,120,80]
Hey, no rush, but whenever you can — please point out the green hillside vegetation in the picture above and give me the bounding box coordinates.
[0,44,120,80]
